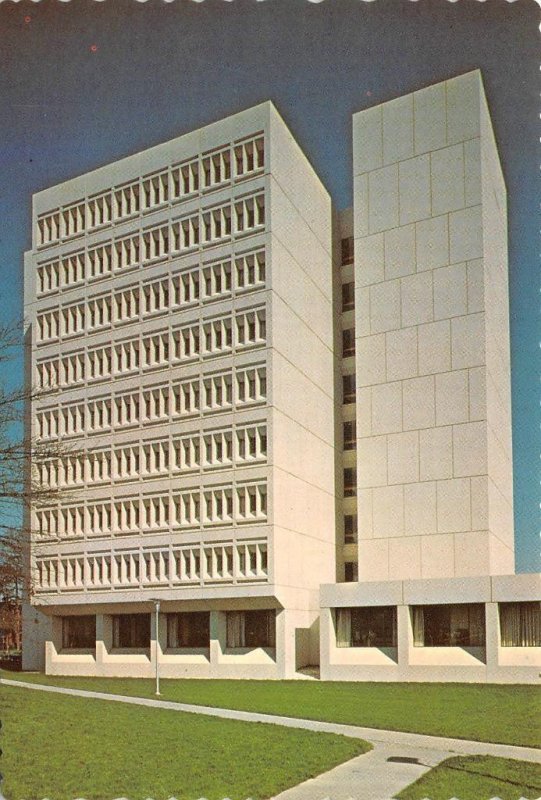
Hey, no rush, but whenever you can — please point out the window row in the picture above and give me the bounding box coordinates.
[334,602,541,649]
[36,540,269,592]
[39,424,267,489]
[36,366,267,439]
[61,608,275,651]
[36,135,265,248]
[36,308,266,388]
[36,248,265,345]
[36,190,265,301]
[36,482,268,538]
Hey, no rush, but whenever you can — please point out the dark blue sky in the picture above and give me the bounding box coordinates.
[0,0,538,571]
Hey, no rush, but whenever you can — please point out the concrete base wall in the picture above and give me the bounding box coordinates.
[42,607,313,680]
[320,574,541,684]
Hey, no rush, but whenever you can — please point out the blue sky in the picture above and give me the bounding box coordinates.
[0,0,538,571]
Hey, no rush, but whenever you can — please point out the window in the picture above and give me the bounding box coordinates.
[343,374,356,404]
[167,612,210,648]
[236,250,265,291]
[342,282,355,311]
[344,562,358,583]
[344,467,356,497]
[343,420,356,450]
[112,614,150,648]
[412,604,486,647]
[341,237,354,265]
[342,329,355,358]
[226,610,275,648]
[344,514,357,544]
[336,607,396,647]
[62,616,96,649]
[499,602,540,647]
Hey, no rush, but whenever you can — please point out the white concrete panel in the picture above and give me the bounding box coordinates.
[386,327,418,382]
[389,537,421,580]
[353,105,383,175]
[467,259,485,313]
[357,488,373,539]
[404,575,491,605]
[415,215,449,272]
[464,138,482,206]
[471,475,489,530]
[418,320,451,375]
[382,94,414,165]
[356,333,386,387]
[433,262,468,320]
[270,234,333,347]
[437,478,471,533]
[421,535,456,579]
[356,232,385,287]
[435,370,469,426]
[454,530,490,577]
[270,177,332,296]
[371,382,403,435]
[449,206,483,263]
[384,224,416,279]
[373,485,405,538]
[272,410,336,493]
[401,272,433,327]
[357,539,390,581]
[399,154,431,225]
[370,279,401,333]
[468,367,487,421]
[402,375,435,430]
[453,421,487,477]
[368,165,399,234]
[420,427,452,481]
[413,81,447,154]
[430,144,465,216]
[353,173,369,238]
[357,435,388,488]
[321,579,404,608]
[491,573,541,602]
[404,481,437,536]
[446,71,481,145]
[355,286,371,336]
[356,386,372,437]
[388,431,419,485]
[269,104,332,254]
[451,313,486,369]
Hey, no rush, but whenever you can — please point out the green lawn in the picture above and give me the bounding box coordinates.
[0,683,368,800]
[397,755,541,800]
[4,671,540,747]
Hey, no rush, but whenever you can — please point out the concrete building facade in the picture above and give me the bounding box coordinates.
[23,72,540,683]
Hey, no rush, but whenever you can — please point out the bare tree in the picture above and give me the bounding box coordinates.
[0,321,74,651]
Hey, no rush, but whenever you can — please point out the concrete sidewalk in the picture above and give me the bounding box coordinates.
[3,678,540,800]
[271,740,453,800]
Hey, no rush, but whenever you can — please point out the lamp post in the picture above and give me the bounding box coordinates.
[151,599,161,696]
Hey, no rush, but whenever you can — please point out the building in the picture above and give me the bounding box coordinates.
[23,71,540,682]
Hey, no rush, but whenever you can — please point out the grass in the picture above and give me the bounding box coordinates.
[0,683,368,800]
[4,671,540,748]
[396,755,541,800]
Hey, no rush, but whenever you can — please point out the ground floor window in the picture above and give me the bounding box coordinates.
[112,613,150,648]
[167,612,210,648]
[412,603,485,647]
[226,609,275,648]
[336,606,397,648]
[62,615,96,649]
[499,602,540,647]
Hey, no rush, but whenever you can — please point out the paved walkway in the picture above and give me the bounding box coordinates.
[3,678,540,800]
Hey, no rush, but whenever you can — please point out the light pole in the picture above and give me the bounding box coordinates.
[151,599,161,696]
